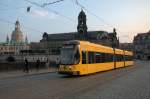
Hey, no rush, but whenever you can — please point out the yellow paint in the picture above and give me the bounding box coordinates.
[59,41,134,75]
[116,61,125,68]
[125,61,134,67]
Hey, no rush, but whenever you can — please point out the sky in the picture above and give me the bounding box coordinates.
[0,0,150,43]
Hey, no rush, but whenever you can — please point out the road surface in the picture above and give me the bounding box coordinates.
[0,61,150,99]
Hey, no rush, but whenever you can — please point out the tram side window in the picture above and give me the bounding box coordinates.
[116,55,124,61]
[101,53,106,62]
[106,54,114,62]
[95,53,102,63]
[74,49,80,64]
[125,56,133,61]
[121,55,124,61]
[82,51,87,64]
[131,56,133,61]
[88,52,95,64]
[125,56,128,61]
[88,52,114,63]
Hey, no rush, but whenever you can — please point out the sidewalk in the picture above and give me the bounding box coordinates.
[0,67,58,80]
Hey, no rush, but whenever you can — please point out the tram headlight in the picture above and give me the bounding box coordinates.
[69,66,72,70]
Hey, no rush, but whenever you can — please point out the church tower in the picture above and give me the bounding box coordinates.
[77,10,88,40]
[25,35,28,44]
[6,35,9,44]
[11,20,24,43]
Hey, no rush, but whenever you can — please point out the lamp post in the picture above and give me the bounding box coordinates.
[123,49,125,67]
[112,40,116,69]
[112,28,116,69]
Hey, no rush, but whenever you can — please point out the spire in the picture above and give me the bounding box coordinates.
[25,35,28,44]
[15,19,20,30]
[6,34,9,43]
[78,9,86,19]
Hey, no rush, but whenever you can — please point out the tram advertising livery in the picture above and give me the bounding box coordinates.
[58,40,134,75]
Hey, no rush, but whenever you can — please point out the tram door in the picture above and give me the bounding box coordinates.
[82,51,88,74]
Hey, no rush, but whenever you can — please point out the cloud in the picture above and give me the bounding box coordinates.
[32,10,49,17]
[30,9,56,19]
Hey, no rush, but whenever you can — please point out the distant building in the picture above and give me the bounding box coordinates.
[133,31,150,60]
[119,43,133,51]
[38,10,119,55]
[0,20,29,55]
[11,20,24,43]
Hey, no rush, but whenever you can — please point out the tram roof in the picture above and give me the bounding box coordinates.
[64,40,133,55]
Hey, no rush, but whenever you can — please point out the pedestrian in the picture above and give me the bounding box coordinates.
[46,58,49,69]
[56,57,60,67]
[36,59,40,71]
[24,58,29,73]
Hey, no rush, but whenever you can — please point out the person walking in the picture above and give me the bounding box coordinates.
[46,58,50,69]
[36,59,40,71]
[24,58,29,73]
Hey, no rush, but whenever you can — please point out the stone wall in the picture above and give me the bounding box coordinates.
[0,62,47,72]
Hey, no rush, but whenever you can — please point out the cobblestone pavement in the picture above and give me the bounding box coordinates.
[0,67,57,79]
[0,61,150,99]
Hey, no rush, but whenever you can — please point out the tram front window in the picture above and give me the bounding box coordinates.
[61,46,80,65]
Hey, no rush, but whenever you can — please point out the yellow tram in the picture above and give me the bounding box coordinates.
[58,40,134,75]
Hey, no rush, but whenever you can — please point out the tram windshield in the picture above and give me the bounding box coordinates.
[60,45,80,65]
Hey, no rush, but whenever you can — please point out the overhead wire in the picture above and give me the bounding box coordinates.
[71,0,77,13]
[24,0,76,23]
[24,0,41,7]
[0,6,26,11]
[75,0,114,29]
[0,2,8,7]
[24,0,64,7]
[0,0,76,34]
[0,18,43,33]
[0,0,121,33]
[75,0,126,36]
[0,2,27,11]
[42,0,64,7]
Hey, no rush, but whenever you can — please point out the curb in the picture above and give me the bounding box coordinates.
[0,70,58,80]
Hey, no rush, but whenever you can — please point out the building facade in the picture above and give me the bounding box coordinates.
[11,20,24,43]
[119,43,133,51]
[0,20,29,55]
[39,10,119,55]
[133,31,150,60]
[0,43,29,55]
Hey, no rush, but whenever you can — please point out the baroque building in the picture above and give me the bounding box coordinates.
[119,43,133,51]
[0,20,29,55]
[11,20,24,43]
[133,31,150,60]
[39,10,119,55]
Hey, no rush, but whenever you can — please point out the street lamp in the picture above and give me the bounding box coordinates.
[112,28,116,69]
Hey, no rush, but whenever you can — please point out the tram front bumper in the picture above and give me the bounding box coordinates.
[58,71,80,75]
[58,65,80,75]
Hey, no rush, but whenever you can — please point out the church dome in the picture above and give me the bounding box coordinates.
[11,20,24,43]
[11,30,23,43]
